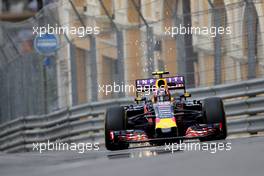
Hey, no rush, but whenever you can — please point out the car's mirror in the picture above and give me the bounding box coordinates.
[135,97,146,103]
[184,92,191,97]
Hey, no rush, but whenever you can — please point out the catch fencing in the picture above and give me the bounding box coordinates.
[1,0,264,124]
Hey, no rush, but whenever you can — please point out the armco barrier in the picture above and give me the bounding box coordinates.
[0,78,264,152]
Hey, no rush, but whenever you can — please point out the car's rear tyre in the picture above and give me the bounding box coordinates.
[105,106,129,150]
[201,97,227,141]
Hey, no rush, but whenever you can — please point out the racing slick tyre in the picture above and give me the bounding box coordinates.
[105,106,129,150]
[201,97,227,141]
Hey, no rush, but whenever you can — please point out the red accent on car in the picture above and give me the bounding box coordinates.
[185,125,217,137]
[156,118,160,123]
[109,131,114,141]
[126,132,133,141]
[219,122,223,131]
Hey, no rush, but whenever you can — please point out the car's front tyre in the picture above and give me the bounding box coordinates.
[105,106,129,150]
[201,97,227,141]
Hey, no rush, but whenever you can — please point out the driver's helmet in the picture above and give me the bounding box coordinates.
[153,88,171,102]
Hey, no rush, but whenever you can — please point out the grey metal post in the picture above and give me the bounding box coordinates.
[98,0,125,97]
[70,44,78,105]
[175,0,195,88]
[213,7,223,85]
[43,61,48,114]
[89,36,98,101]
[130,0,154,76]
[116,30,125,97]
[147,27,154,77]
[69,0,100,102]
[246,2,257,79]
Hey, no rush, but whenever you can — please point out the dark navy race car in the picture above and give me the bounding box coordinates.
[105,71,227,150]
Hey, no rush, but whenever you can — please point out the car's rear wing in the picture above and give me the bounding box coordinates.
[135,76,185,96]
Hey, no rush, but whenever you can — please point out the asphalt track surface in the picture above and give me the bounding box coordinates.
[1,136,264,176]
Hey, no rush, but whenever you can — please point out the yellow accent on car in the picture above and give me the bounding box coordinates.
[156,118,177,129]
[184,92,191,97]
[135,97,142,101]
[155,78,167,88]
[152,71,170,75]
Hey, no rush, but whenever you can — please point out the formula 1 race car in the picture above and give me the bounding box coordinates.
[105,71,227,150]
